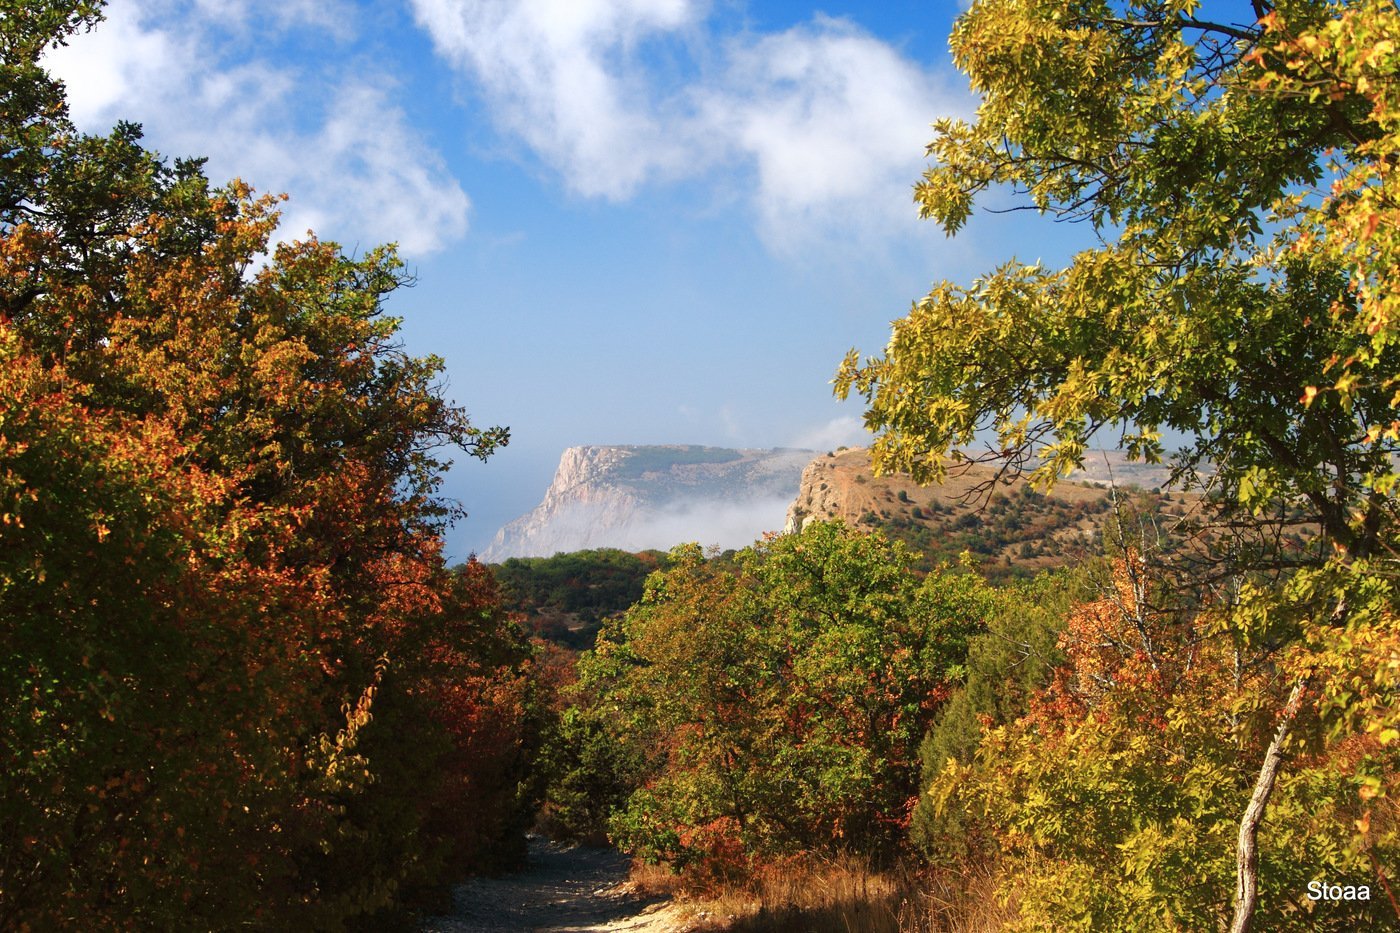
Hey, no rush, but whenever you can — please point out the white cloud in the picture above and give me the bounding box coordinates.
[43,0,468,257]
[200,0,359,38]
[53,6,179,128]
[44,1,969,255]
[409,0,709,199]
[623,494,795,552]
[490,494,793,558]
[704,18,957,246]
[409,1,970,248]
[789,415,870,453]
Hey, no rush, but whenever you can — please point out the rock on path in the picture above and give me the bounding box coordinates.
[422,837,687,933]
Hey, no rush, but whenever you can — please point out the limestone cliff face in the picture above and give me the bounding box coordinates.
[781,447,1191,580]
[783,447,899,535]
[488,447,641,559]
[483,445,814,561]
[783,447,1180,535]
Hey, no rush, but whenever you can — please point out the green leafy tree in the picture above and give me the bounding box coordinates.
[540,703,653,845]
[833,2,1400,927]
[492,548,668,648]
[835,0,1396,565]
[566,523,995,881]
[1256,0,1400,420]
[911,565,1097,860]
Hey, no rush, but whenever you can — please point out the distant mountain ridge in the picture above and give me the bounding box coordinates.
[481,445,814,561]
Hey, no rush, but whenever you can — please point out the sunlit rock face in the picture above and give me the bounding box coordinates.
[783,446,1183,536]
[481,445,814,560]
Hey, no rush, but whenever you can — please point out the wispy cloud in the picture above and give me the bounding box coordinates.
[409,0,709,199]
[409,0,970,249]
[704,17,960,248]
[44,0,469,257]
[190,0,360,38]
[489,494,794,558]
[45,1,971,255]
[788,415,870,453]
[623,494,795,553]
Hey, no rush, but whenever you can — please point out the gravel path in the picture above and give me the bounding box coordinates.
[422,837,688,933]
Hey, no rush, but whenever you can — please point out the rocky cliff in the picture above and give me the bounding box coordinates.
[784,448,1178,533]
[482,445,814,561]
[783,447,1189,578]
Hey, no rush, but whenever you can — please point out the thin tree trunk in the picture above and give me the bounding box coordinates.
[1229,677,1309,933]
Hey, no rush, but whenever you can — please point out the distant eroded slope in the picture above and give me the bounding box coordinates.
[784,448,1189,578]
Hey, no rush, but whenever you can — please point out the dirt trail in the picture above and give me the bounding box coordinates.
[422,837,690,933]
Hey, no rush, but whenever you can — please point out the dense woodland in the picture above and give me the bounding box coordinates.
[3,1,1399,931]
[493,549,669,648]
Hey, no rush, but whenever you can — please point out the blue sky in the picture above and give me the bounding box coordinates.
[46,0,1095,558]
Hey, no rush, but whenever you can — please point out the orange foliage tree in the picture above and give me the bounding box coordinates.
[1,3,537,927]
[930,554,1399,930]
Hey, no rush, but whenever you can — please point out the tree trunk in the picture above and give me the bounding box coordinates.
[1229,677,1308,933]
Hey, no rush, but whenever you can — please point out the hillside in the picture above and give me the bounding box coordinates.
[784,448,1190,578]
[491,549,668,648]
[482,445,813,560]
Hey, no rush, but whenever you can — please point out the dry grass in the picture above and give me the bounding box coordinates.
[913,862,1020,933]
[628,856,1018,932]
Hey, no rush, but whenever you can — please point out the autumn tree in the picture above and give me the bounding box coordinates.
[929,556,1398,930]
[563,523,994,882]
[834,1,1400,927]
[1,2,531,926]
[0,335,326,928]
[836,0,1397,564]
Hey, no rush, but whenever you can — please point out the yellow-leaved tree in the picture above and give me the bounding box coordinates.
[836,1,1400,929]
